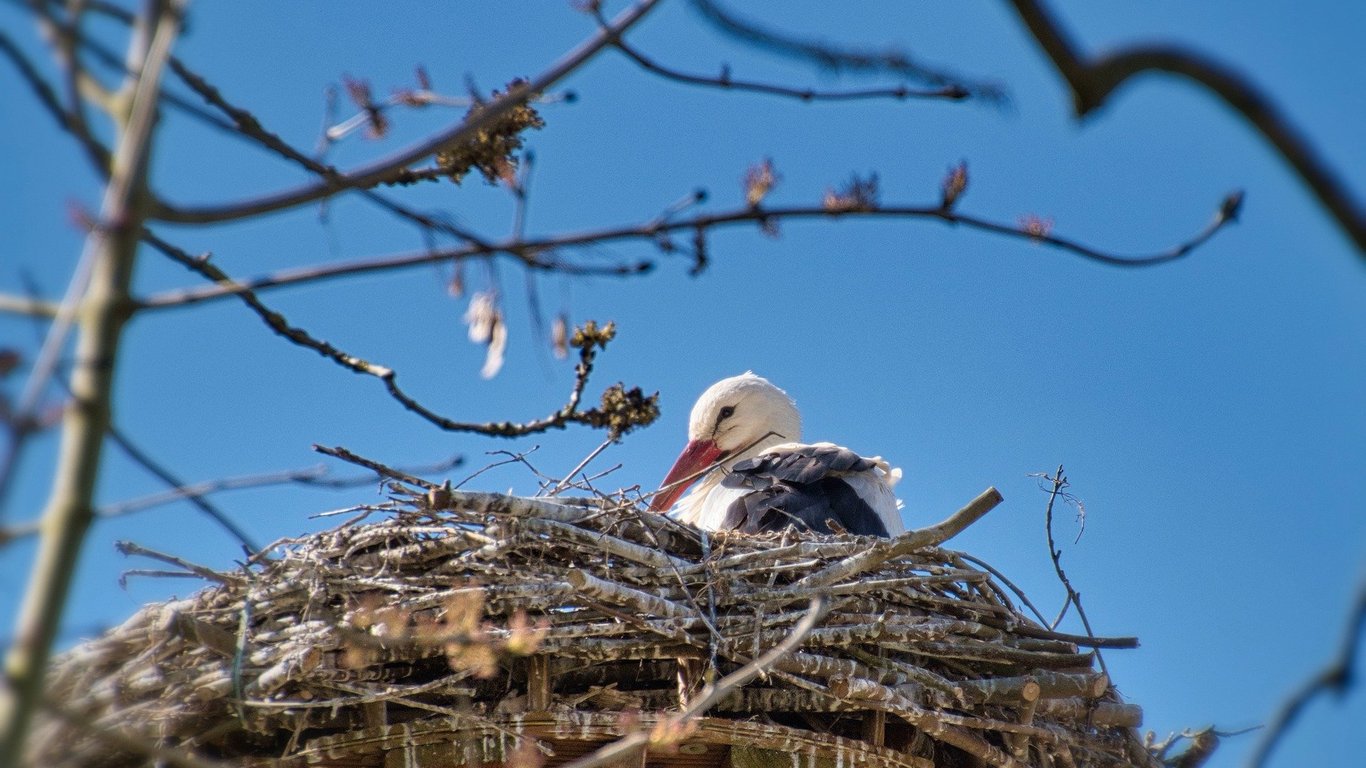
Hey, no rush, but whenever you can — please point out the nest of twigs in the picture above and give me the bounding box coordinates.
[33,485,1164,768]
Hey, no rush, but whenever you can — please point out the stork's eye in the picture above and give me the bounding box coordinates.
[717,405,736,423]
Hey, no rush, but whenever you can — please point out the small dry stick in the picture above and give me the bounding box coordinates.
[1039,466,1107,677]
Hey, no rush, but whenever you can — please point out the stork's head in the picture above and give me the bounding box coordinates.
[649,372,801,511]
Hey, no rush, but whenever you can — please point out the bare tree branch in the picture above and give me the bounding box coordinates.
[2,274,261,553]
[163,57,496,247]
[142,233,660,439]
[0,454,462,548]
[1249,579,1366,768]
[147,0,663,225]
[102,424,262,553]
[16,0,284,146]
[135,189,1239,314]
[0,29,109,172]
[690,0,1004,100]
[0,0,185,757]
[114,540,236,585]
[39,0,115,175]
[1006,0,1365,256]
[137,246,648,312]
[7,1,524,247]
[1037,466,1106,677]
[0,294,60,318]
[595,9,969,103]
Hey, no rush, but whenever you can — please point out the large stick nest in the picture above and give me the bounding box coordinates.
[33,488,1163,768]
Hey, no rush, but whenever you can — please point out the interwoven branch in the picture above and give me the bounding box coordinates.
[31,487,1160,767]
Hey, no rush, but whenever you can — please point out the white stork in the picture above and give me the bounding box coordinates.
[649,373,905,536]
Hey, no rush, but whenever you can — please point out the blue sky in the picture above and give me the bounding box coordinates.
[2,2,1363,766]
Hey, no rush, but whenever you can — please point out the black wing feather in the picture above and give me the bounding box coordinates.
[720,445,889,537]
[728,444,876,485]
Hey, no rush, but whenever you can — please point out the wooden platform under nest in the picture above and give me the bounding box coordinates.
[33,487,1160,768]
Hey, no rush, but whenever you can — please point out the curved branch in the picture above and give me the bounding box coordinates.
[689,0,1003,100]
[0,30,110,172]
[148,0,662,225]
[144,232,658,439]
[601,13,968,103]
[1007,0,1365,255]
[137,190,1239,312]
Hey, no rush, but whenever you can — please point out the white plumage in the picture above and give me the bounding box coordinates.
[650,373,904,536]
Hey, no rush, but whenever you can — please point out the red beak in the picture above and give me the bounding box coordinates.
[649,439,723,512]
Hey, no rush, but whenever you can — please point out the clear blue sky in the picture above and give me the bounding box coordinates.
[2,2,1363,766]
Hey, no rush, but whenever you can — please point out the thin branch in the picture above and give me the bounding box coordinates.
[1006,0,1365,255]
[163,57,494,247]
[557,596,828,768]
[0,29,110,172]
[0,204,100,519]
[148,0,663,225]
[0,294,60,318]
[0,454,460,548]
[138,244,650,312]
[1038,465,1106,677]
[690,0,1003,100]
[16,5,518,246]
[143,232,654,438]
[599,11,968,103]
[791,486,1004,591]
[102,424,261,553]
[545,436,614,496]
[306,453,465,488]
[2,272,261,553]
[114,540,235,585]
[137,191,1239,313]
[453,447,545,491]
[955,552,1052,627]
[43,0,115,175]
[1248,579,1366,768]
[313,445,440,491]
[44,0,136,26]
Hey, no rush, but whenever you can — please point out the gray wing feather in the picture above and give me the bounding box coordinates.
[724,444,876,487]
[720,445,889,536]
